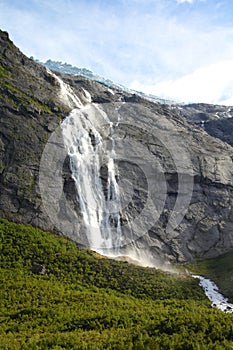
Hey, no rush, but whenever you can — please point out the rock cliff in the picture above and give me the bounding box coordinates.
[171,103,233,147]
[0,30,233,263]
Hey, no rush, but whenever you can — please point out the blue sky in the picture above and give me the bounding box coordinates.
[1,0,233,104]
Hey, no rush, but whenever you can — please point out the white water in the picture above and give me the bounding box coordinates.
[49,70,124,256]
[47,70,168,268]
[193,275,233,313]
[61,105,123,255]
[48,70,83,108]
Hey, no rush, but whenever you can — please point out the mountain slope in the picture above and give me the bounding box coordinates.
[0,30,124,230]
[36,58,175,104]
[37,59,233,147]
[0,31,69,230]
[171,103,233,147]
[0,29,233,264]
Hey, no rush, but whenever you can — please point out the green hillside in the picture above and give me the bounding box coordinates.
[1,218,233,349]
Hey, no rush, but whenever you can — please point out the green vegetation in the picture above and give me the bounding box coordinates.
[189,251,233,302]
[1,218,233,349]
[1,80,53,114]
[0,64,13,79]
[0,62,54,115]
[0,161,4,173]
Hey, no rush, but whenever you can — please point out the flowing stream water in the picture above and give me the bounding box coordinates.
[192,275,233,313]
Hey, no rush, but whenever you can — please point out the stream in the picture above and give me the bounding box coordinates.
[192,275,233,313]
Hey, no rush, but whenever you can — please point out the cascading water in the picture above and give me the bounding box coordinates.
[46,69,159,267]
[61,105,123,255]
[48,70,123,256]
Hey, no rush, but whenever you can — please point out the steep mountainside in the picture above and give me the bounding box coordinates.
[0,30,233,264]
[0,30,125,230]
[0,31,68,229]
[37,59,233,147]
[171,103,233,147]
[37,59,175,105]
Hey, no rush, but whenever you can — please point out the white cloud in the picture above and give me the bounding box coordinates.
[176,0,207,4]
[0,0,233,105]
[130,60,233,105]
[177,0,194,3]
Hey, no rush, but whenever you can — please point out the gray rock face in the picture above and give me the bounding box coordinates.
[0,30,233,263]
[0,30,68,231]
[92,102,233,263]
[171,103,233,147]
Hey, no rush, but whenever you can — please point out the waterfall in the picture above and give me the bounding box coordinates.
[48,71,122,255]
[44,70,160,267]
[61,105,122,255]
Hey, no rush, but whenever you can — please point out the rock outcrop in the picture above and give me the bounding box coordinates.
[0,30,67,230]
[171,103,233,147]
[0,29,233,263]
